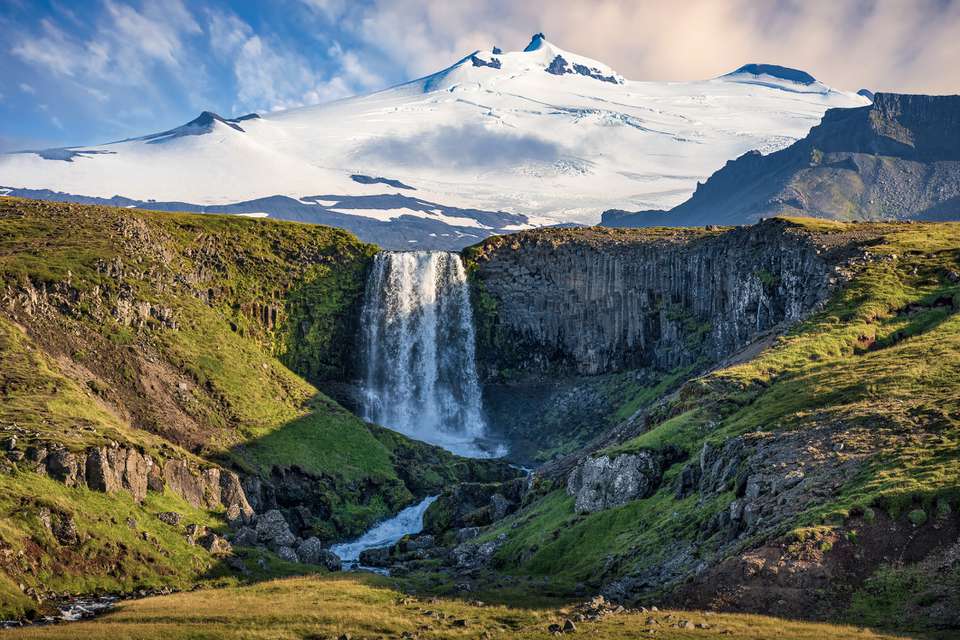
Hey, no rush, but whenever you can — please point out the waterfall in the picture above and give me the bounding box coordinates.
[360,251,499,458]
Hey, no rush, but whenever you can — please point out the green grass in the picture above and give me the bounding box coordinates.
[238,401,394,481]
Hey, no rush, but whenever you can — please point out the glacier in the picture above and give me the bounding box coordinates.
[0,34,869,249]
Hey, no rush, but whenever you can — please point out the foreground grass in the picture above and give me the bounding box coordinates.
[3,574,922,639]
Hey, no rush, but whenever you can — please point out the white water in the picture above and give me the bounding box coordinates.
[361,251,503,458]
[330,495,438,565]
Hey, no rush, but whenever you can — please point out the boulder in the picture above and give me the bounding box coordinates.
[198,533,232,556]
[566,452,663,514]
[275,545,299,563]
[404,534,435,552]
[295,537,324,564]
[157,511,182,527]
[231,526,258,547]
[451,534,507,569]
[255,509,297,549]
[358,546,392,567]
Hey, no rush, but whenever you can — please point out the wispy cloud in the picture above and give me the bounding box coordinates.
[208,8,382,113]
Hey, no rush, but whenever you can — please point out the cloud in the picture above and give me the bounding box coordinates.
[299,0,348,21]
[354,123,564,169]
[208,10,383,113]
[19,83,35,94]
[348,0,960,94]
[11,0,202,85]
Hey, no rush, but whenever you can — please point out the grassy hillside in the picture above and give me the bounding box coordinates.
[1,574,922,640]
[476,219,960,630]
[0,198,510,619]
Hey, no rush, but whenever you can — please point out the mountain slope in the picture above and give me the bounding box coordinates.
[0,35,867,249]
[603,93,960,227]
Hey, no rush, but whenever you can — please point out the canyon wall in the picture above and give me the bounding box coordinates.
[465,219,840,378]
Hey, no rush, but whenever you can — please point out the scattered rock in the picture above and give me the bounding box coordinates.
[198,533,232,556]
[255,509,297,549]
[157,511,182,527]
[231,526,258,547]
[275,545,299,563]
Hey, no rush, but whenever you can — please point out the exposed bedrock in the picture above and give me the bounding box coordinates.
[465,219,838,378]
[13,439,255,522]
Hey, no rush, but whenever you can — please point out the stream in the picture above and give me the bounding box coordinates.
[331,495,438,572]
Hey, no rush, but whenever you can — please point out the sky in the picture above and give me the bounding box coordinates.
[1,0,958,151]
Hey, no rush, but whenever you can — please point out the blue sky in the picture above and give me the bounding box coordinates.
[2,0,959,151]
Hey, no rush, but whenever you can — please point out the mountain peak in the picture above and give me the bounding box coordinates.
[523,32,547,52]
[726,63,817,85]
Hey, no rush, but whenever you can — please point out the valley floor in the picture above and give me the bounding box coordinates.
[0,574,932,640]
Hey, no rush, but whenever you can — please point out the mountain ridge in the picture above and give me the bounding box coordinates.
[0,34,867,249]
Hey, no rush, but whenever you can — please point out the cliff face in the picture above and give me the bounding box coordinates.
[603,92,960,227]
[466,220,839,378]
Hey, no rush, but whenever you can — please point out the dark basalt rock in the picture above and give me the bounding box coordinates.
[546,55,569,76]
[470,54,502,69]
[468,220,835,377]
[729,63,817,85]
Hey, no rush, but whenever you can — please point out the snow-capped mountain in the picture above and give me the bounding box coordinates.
[0,34,869,249]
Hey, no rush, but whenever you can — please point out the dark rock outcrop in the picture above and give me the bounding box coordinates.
[567,450,669,514]
[467,220,835,377]
[423,479,525,534]
[20,438,257,524]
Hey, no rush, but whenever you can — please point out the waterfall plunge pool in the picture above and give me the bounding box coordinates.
[331,496,438,572]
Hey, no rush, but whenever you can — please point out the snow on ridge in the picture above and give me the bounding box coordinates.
[0,33,870,249]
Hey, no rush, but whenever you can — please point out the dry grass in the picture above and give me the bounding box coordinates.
[4,574,925,639]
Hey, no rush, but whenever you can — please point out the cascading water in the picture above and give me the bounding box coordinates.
[330,496,438,569]
[360,251,501,458]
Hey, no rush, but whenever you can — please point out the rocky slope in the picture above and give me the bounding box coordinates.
[0,198,514,619]
[602,93,960,228]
